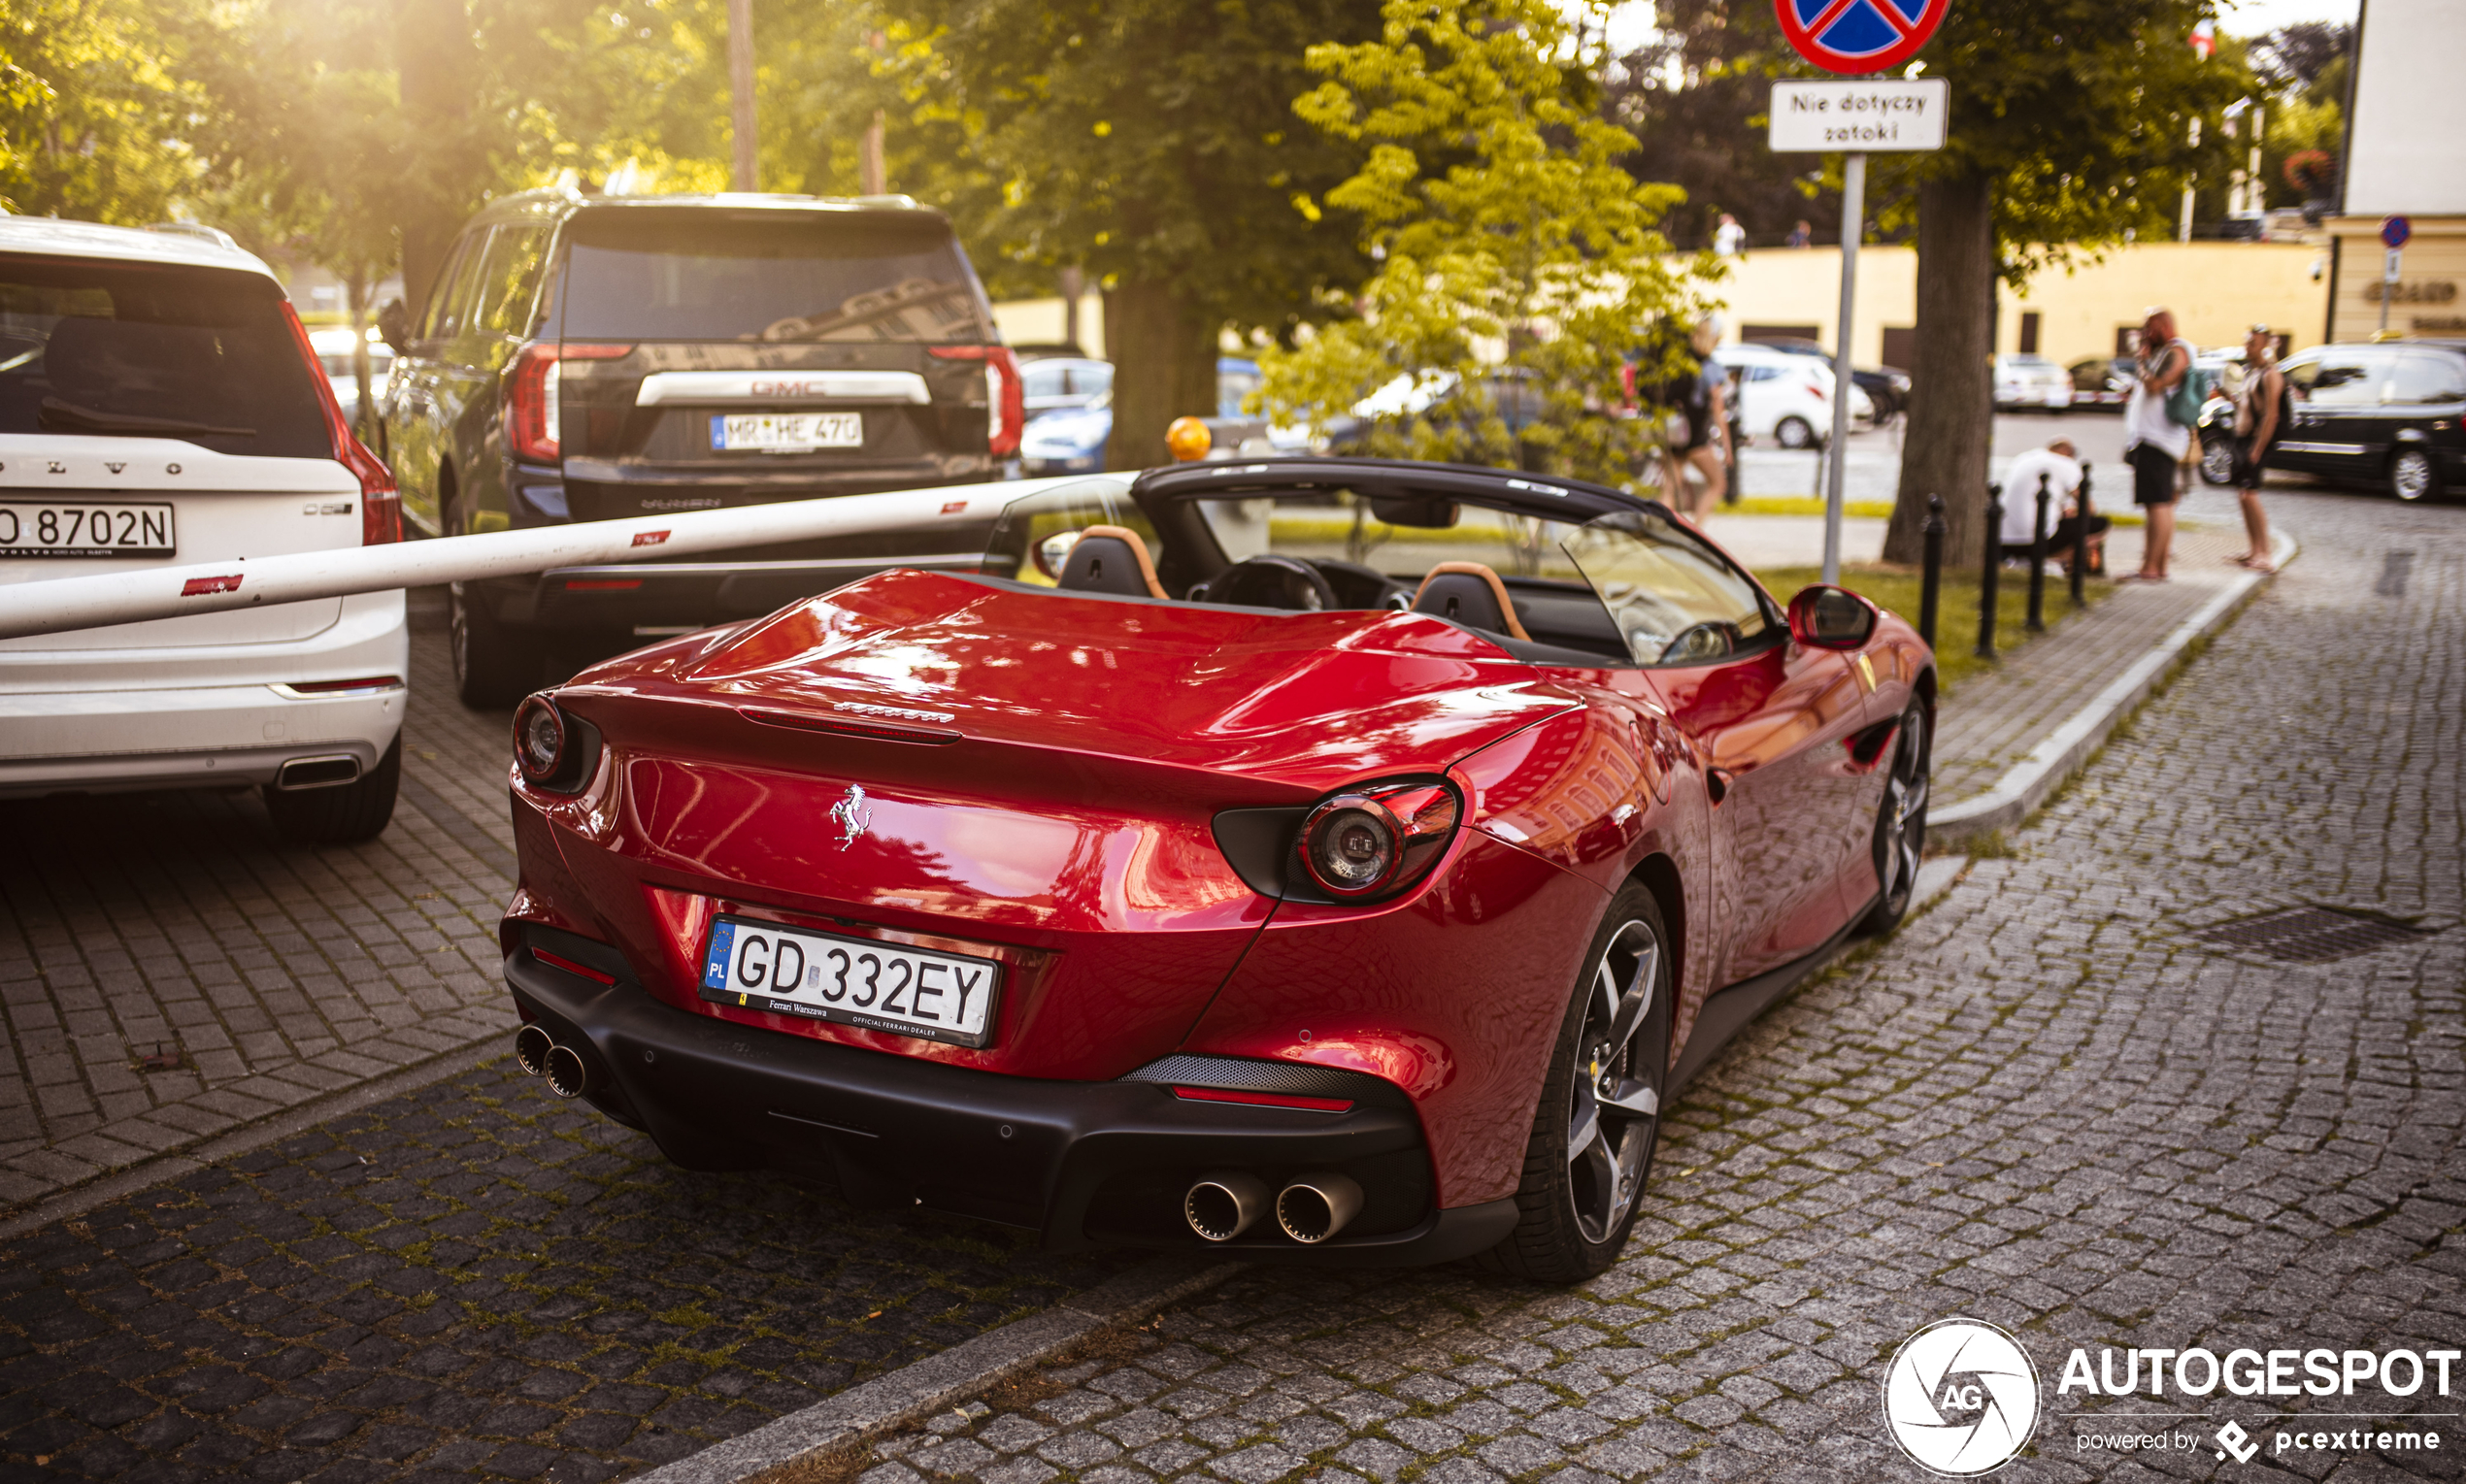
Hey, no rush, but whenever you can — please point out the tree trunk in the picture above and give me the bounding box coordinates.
[1883,169,1996,570]
[392,0,479,311]
[1103,279,1220,472]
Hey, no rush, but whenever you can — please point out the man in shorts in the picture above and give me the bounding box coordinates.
[2123,308,2193,580]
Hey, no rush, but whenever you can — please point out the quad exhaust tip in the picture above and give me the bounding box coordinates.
[513,1025,553,1077]
[1184,1171,1273,1242]
[513,1026,588,1099]
[1275,1171,1364,1244]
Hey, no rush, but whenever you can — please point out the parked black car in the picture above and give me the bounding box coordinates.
[2266,340,2465,502]
[376,189,1023,706]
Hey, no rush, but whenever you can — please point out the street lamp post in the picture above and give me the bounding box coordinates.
[729,0,757,191]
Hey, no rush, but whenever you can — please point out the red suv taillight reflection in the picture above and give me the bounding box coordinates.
[280,303,401,545]
[928,345,1026,458]
[507,343,634,462]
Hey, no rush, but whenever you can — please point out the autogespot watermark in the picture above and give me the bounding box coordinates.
[1881,1320,2461,1474]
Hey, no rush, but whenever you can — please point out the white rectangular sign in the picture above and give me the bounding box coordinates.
[1768,79,1949,152]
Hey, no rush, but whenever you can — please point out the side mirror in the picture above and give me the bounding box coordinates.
[376,298,412,356]
[1787,583,1877,650]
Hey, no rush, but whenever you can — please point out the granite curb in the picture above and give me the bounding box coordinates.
[1929,526,2298,846]
[633,1258,1250,1484]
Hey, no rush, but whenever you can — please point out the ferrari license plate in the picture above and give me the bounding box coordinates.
[699,915,999,1047]
[711,412,863,453]
[0,500,175,558]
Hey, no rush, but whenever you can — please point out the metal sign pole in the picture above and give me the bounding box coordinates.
[1823,152,1865,586]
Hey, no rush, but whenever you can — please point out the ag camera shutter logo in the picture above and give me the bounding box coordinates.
[1883,1318,2042,1475]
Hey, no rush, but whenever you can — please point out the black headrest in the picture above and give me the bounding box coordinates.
[1055,531,1158,598]
[1415,571,1514,634]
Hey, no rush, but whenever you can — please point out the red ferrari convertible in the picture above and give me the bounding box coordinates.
[498,457,1933,1280]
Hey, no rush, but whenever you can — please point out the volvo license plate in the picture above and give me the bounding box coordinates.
[699,915,1000,1047]
[712,412,863,453]
[0,500,175,558]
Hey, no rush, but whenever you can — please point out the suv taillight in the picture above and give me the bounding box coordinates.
[281,304,401,544]
[930,345,1026,458]
[507,343,632,462]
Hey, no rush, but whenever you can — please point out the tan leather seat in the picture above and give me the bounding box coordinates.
[1055,525,1167,600]
[1412,561,1532,641]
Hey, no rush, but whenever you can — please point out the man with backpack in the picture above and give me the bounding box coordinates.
[2124,307,2199,581]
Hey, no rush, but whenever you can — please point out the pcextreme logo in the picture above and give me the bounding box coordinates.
[1882,1319,2042,1475]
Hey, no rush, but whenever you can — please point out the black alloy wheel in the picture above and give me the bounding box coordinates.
[1480,883,1671,1282]
[2388,446,2439,503]
[1860,703,1931,935]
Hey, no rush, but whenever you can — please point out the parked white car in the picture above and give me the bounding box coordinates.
[0,217,409,842]
[1711,343,1875,449]
[1993,352,2074,412]
[307,324,395,426]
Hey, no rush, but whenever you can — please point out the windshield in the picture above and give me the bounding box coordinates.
[0,258,332,457]
[561,211,991,344]
[1559,510,1777,666]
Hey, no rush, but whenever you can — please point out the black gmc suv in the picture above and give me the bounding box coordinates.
[376,190,1022,707]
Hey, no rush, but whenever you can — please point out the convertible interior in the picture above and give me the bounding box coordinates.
[978,459,1783,669]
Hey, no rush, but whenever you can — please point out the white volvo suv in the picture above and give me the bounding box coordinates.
[0,217,409,842]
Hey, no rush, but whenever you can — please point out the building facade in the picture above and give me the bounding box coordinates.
[2323,0,2466,342]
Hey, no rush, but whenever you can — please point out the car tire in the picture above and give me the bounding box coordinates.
[449,582,546,709]
[1858,702,1931,936]
[2388,446,2440,503]
[1476,882,1671,1284]
[263,736,401,845]
[2198,435,2236,487]
[1775,415,1816,449]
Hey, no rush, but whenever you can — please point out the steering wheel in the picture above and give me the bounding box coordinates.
[1198,555,1341,611]
[1657,620,1741,665]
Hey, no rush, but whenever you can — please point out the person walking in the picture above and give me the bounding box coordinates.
[1672,315,1732,520]
[2230,323,2285,573]
[1713,214,1747,257]
[2123,308,2193,580]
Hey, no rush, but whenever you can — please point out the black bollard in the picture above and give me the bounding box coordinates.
[1918,494,1946,650]
[2071,463,2092,609]
[2026,471,2050,633]
[1977,482,2002,660]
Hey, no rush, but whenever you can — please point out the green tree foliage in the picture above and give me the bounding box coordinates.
[876,0,1383,468]
[0,0,200,220]
[1856,0,2246,567]
[1254,0,1707,487]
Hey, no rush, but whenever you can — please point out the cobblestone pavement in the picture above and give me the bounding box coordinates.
[0,1059,1143,1484]
[0,592,525,1214]
[853,482,2466,1482]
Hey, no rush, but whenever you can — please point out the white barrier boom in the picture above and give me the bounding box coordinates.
[0,474,1125,643]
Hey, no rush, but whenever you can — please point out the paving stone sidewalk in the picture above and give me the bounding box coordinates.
[844,482,2466,1483]
[0,1060,1146,1483]
[0,591,527,1216]
[1928,507,2249,810]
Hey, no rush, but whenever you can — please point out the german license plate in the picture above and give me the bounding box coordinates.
[712,412,863,453]
[0,500,175,558]
[699,915,1000,1047]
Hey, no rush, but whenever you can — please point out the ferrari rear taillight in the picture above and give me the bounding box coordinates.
[1297,778,1461,901]
[929,345,1026,458]
[515,694,566,781]
[507,343,632,462]
[279,303,401,544]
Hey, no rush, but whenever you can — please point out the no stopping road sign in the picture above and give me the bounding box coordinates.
[1776,0,1949,75]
